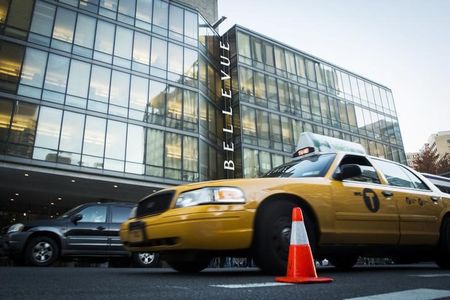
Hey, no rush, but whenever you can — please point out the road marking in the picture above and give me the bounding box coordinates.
[345,288,450,300]
[410,274,450,278]
[211,282,292,289]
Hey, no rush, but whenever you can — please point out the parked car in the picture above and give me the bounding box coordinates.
[120,132,450,275]
[3,202,159,267]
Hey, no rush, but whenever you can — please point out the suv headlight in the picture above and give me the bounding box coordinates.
[7,223,24,234]
[175,187,246,208]
[129,206,137,219]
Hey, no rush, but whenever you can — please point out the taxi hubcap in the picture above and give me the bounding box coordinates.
[138,253,155,264]
[33,242,53,263]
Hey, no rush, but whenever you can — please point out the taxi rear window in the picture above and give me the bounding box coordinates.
[264,153,336,178]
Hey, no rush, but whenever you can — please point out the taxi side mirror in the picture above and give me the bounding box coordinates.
[334,164,362,181]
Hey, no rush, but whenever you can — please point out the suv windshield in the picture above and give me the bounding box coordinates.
[58,205,83,219]
[263,153,336,178]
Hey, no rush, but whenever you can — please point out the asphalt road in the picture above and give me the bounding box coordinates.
[1,264,450,300]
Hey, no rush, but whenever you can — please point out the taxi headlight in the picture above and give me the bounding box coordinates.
[7,223,24,234]
[175,187,246,208]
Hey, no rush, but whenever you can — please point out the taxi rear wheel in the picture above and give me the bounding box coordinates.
[253,200,317,275]
[165,253,211,273]
[436,217,450,269]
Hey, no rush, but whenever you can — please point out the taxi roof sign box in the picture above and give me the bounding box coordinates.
[294,132,366,158]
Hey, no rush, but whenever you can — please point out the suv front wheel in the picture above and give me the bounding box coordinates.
[25,236,59,267]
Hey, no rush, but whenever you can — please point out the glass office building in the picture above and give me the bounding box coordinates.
[0,1,405,226]
[0,0,225,225]
[222,26,406,178]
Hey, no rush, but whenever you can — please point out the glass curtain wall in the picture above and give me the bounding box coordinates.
[229,26,406,178]
[0,0,223,183]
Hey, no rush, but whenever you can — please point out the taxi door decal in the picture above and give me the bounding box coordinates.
[362,188,380,213]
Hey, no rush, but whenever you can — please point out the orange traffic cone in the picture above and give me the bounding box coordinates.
[275,207,333,284]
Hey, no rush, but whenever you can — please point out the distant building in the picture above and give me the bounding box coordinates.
[428,131,450,161]
[406,152,419,168]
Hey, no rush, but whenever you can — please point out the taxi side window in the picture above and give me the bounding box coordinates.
[338,155,381,184]
[399,166,430,190]
[373,159,422,189]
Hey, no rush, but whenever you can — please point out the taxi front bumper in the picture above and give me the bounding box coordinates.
[120,205,255,252]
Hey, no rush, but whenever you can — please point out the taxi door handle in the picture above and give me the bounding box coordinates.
[97,226,106,231]
[430,196,440,202]
[382,191,393,197]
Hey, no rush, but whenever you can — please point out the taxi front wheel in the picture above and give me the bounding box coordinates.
[165,253,211,273]
[253,200,317,275]
[436,217,450,269]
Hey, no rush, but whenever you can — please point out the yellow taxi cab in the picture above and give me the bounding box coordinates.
[120,133,450,275]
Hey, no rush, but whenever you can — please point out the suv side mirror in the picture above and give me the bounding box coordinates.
[70,214,83,224]
[334,164,362,181]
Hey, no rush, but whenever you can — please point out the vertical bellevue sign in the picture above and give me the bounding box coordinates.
[220,38,234,176]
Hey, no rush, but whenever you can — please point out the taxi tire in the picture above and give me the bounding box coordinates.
[436,217,450,269]
[25,236,59,267]
[165,255,211,273]
[253,200,317,275]
[328,255,358,270]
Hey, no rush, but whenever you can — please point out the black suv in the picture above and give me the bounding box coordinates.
[2,202,159,267]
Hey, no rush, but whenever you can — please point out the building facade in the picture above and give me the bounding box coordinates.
[0,0,406,227]
[222,26,406,178]
[428,131,450,161]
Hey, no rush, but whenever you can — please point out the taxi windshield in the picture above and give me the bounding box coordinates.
[263,153,336,178]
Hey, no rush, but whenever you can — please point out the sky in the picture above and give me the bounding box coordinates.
[217,0,450,153]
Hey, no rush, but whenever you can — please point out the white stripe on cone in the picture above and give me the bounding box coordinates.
[291,221,309,245]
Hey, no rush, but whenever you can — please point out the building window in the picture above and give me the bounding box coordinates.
[0,41,24,92]
[7,101,38,158]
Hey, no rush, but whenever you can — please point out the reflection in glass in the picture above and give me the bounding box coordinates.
[74,14,96,48]
[168,43,183,74]
[183,136,197,171]
[239,67,253,96]
[95,20,115,54]
[89,65,111,102]
[105,120,126,160]
[83,116,106,156]
[130,76,148,112]
[243,148,258,178]
[20,48,47,88]
[34,107,62,149]
[183,90,197,130]
[0,99,13,143]
[165,132,181,169]
[184,48,198,79]
[133,32,150,65]
[166,86,182,128]
[30,1,55,37]
[7,102,38,158]
[60,111,84,153]
[126,124,144,163]
[241,106,256,136]
[44,54,69,93]
[136,0,152,23]
[169,4,183,34]
[151,37,167,70]
[114,26,133,59]
[67,60,91,97]
[0,41,24,92]
[110,70,130,107]
[153,0,168,29]
[184,10,198,40]
[52,8,76,42]
[237,32,251,58]
[148,80,166,124]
